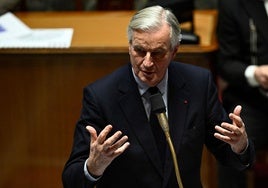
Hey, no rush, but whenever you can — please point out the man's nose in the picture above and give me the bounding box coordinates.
[143,52,153,67]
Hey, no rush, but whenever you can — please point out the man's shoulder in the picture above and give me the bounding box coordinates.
[170,61,210,74]
[169,61,213,85]
[85,63,131,89]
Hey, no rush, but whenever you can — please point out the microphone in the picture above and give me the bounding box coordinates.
[149,92,184,188]
[149,92,169,134]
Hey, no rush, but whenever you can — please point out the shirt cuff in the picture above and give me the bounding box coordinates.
[84,158,101,181]
[244,65,259,87]
[238,139,249,155]
[233,139,250,166]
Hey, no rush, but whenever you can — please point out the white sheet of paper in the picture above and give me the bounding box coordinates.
[0,12,73,48]
[0,12,32,39]
[0,28,74,48]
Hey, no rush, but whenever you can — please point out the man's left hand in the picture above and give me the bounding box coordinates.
[214,105,248,154]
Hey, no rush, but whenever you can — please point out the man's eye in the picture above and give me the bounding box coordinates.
[134,47,146,56]
[151,51,165,59]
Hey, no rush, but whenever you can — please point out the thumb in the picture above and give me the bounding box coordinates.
[233,105,242,116]
[86,126,97,143]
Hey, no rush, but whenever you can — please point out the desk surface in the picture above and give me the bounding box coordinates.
[0,10,218,54]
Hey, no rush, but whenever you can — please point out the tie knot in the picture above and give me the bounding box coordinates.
[143,87,160,101]
[147,87,160,95]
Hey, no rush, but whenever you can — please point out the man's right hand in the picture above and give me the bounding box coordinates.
[86,125,130,177]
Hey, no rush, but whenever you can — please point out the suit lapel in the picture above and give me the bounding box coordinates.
[117,66,164,176]
[242,0,268,43]
[117,63,191,183]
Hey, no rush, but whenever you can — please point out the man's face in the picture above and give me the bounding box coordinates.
[129,23,178,87]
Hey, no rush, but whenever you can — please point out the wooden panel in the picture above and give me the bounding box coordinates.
[0,53,128,188]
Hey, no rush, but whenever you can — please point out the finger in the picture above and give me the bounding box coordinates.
[229,105,243,128]
[214,132,232,143]
[104,131,123,148]
[233,105,242,116]
[215,124,242,144]
[97,125,113,144]
[229,113,244,128]
[220,122,242,135]
[215,124,235,138]
[86,126,98,143]
[108,135,129,152]
[111,142,130,158]
[214,126,239,144]
[114,142,130,154]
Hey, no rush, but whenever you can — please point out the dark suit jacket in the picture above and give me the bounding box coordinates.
[62,62,254,188]
[216,0,268,109]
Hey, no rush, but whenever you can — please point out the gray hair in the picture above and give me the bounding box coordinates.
[127,5,182,49]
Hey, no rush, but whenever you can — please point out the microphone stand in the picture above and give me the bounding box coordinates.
[150,93,184,188]
[156,113,183,188]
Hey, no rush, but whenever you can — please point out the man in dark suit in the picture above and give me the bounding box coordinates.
[216,0,268,187]
[62,5,255,188]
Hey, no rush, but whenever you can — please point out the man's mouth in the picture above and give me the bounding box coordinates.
[142,69,154,75]
[142,70,154,77]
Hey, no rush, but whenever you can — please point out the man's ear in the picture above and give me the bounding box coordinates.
[128,41,132,55]
[171,46,179,59]
[128,45,132,55]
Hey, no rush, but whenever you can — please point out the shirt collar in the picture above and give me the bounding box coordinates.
[132,68,168,96]
[264,0,268,15]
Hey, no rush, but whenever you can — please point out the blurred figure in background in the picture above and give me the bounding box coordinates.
[24,0,75,11]
[136,0,218,10]
[84,0,97,10]
[194,0,217,9]
[0,0,20,15]
[216,0,268,187]
[0,0,94,12]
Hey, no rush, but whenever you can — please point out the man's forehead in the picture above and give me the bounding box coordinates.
[132,35,164,44]
[132,35,170,50]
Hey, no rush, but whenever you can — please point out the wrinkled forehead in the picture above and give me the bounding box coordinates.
[130,23,172,48]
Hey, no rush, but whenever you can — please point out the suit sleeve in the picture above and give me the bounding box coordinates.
[62,86,107,188]
[204,71,255,170]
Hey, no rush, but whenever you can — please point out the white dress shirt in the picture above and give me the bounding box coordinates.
[244,0,268,86]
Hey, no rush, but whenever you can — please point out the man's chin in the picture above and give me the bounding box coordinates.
[141,78,157,87]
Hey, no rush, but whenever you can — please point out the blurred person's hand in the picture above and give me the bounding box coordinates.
[255,65,268,90]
